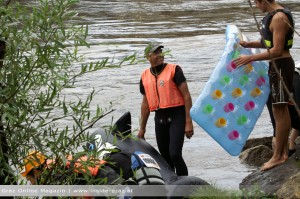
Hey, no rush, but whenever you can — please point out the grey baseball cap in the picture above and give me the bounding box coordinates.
[144,42,164,56]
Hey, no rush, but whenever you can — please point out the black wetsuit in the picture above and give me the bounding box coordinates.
[140,63,188,176]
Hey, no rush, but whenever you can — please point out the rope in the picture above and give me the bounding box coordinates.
[247,0,300,118]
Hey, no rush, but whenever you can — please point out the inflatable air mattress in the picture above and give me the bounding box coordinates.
[190,25,270,156]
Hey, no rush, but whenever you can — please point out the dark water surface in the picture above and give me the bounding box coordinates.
[34,0,300,189]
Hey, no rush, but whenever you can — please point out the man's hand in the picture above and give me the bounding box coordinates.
[234,55,252,67]
[185,121,194,139]
[239,41,249,48]
[137,129,146,140]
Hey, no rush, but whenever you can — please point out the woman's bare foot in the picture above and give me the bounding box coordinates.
[261,157,286,171]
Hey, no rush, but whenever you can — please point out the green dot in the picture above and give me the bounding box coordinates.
[258,69,267,76]
[232,51,240,59]
[220,75,230,85]
[203,104,213,114]
[237,115,248,125]
[239,75,249,86]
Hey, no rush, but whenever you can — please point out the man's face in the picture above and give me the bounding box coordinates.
[254,0,267,13]
[148,48,164,67]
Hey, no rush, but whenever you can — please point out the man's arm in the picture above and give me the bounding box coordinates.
[178,81,194,139]
[268,12,290,57]
[137,95,150,140]
[239,40,264,48]
[235,12,290,67]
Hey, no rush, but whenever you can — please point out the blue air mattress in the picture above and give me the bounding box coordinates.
[190,25,270,156]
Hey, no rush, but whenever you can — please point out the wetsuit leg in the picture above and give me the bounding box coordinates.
[155,121,175,171]
[155,106,188,176]
[290,73,300,131]
[169,117,188,176]
[294,72,300,108]
[266,94,276,137]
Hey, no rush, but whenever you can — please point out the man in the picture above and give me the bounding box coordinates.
[137,42,193,176]
[234,0,295,171]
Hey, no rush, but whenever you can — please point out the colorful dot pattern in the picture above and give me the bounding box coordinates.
[190,25,270,156]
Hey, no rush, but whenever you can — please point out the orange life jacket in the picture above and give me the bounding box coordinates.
[141,63,185,111]
[46,155,106,176]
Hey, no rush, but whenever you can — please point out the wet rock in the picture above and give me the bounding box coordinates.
[240,136,300,197]
[242,136,272,151]
[276,172,300,199]
[294,137,300,160]
[239,145,273,167]
[240,156,300,197]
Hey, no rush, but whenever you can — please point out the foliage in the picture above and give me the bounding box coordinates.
[189,185,241,199]
[0,0,135,185]
[189,184,276,199]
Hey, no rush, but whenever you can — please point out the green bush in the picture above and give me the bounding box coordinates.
[0,0,135,185]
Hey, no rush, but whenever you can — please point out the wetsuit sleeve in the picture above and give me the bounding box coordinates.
[173,65,186,86]
[140,78,145,95]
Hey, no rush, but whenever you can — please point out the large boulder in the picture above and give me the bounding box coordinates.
[240,156,300,196]
[242,136,273,151]
[239,136,273,167]
[276,172,300,199]
[240,136,300,197]
[239,145,273,167]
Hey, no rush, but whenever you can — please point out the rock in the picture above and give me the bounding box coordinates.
[242,136,273,151]
[239,145,273,167]
[239,136,273,167]
[276,172,300,199]
[240,157,300,196]
[295,137,300,160]
[240,136,300,197]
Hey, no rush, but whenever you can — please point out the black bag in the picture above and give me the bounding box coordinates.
[131,151,165,185]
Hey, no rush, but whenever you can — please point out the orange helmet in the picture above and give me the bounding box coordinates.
[21,150,46,177]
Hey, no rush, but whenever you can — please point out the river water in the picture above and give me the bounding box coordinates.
[45,0,300,190]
